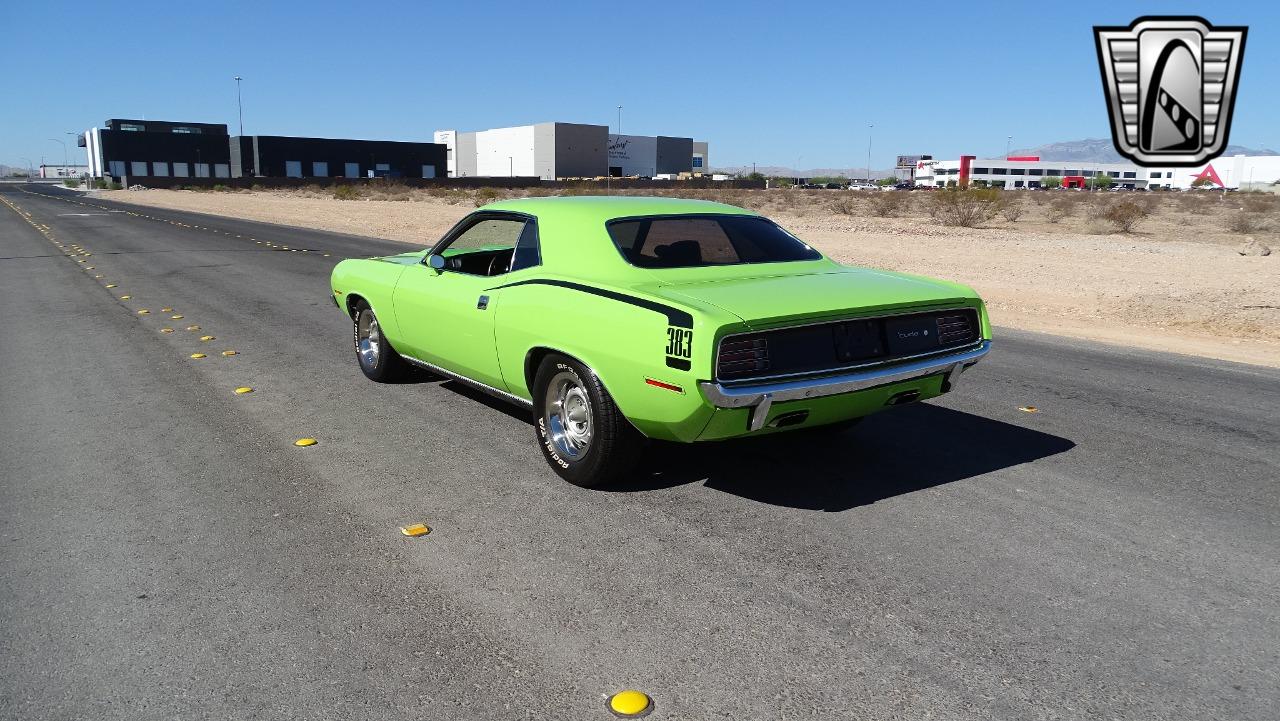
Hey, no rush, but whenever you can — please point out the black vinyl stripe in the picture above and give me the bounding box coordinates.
[487,279,694,328]
[665,356,692,371]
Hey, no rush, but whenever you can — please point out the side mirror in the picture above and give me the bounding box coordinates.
[426,254,446,271]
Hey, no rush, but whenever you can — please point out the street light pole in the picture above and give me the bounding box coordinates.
[233,76,245,136]
[866,123,873,185]
[617,105,622,136]
[508,156,513,177]
[49,138,68,177]
[19,157,33,179]
[1006,135,1012,158]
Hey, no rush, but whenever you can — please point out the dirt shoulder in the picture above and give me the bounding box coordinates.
[93,188,1280,368]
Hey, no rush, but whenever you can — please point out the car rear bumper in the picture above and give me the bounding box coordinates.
[698,340,991,431]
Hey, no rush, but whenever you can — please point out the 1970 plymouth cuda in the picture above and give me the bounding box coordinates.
[330,196,990,487]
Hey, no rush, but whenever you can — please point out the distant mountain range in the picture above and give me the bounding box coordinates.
[1007,138,1277,163]
[713,138,1279,177]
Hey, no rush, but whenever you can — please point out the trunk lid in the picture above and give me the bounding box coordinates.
[650,265,978,329]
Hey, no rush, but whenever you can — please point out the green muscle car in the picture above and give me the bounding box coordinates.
[330,196,991,487]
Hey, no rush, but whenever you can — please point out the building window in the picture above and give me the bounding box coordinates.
[1046,169,1062,176]
[120,123,145,132]
[1028,180,1042,189]
[991,168,1007,175]
[195,163,211,178]
[693,157,704,168]
[214,164,230,178]
[1122,171,1136,178]
[990,180,1006,188]
[1010,168,1025,175]
[1149,171,1163,178]
[108,160,125,177]
[131,161,148,176]
[285,160,303,178]
[312,161,328,177]
[173,162,190,177]
[1065,169,1081,175]
[972,167,989,174]
[1082,170,1095,177]
[1028,168,1043,176]
[422,164,436,179]
[152,162,169,177]
[345,162,360,178]
[171,127,202,134]
[1013,180,1025,188]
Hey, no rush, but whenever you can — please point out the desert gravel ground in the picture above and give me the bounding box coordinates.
[94,187,1280,366]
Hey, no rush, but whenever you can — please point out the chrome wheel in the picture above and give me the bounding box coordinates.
[544,371,593,461]
[356,308,381,371]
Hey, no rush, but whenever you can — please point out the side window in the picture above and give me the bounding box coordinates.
[434,216,531,277]
[509,221,540,272]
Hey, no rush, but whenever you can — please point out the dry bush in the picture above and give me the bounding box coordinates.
[332,184,360,201]
[472,187,503,207]
[829,196,863,216]
[1177,192,1211,213]
[1241,194,1278,214]
[927,188,1002,227]
[1045,197,1075,223]
[869,191,906,217]
[1227,211,1268,234]
[1102,199,1150,233]
[1000,200,1024,222]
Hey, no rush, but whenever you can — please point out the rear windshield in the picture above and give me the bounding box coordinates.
[606,215,822,269]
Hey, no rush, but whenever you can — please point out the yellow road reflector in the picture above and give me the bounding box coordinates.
[170,314,184,319]
[137,309,150,315]
[400,523,431,537]
[161,307,173,312]
[234,386,254,394]
[608,690,653,718]
[120,295,131,300]
[186,325,200,331]
[199,335,215,341]
[221,350,238,356]
[1018,406,1039,413]
[294,438,317,447]
[105,284,116,288]
[190,353,207,359]
[160,328,174,333]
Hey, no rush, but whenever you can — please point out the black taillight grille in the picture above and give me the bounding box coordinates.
[717,337,770,378]
[935,314,977,345]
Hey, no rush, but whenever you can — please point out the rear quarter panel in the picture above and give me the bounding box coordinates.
[492,279,730,443]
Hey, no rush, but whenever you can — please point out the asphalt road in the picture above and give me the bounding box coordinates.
[2,184,1277,721]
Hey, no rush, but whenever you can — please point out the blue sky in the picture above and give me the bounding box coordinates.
[1,1,1275,171]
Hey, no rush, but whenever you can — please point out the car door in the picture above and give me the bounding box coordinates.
[391,212,538,390]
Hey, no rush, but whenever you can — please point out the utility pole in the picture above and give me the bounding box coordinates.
[233,76,245,136]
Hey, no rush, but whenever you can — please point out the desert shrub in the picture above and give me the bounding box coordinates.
[830,196,862,216]
[63,179,80,188]
[472,187,503,207]
[1227,211,1267,234]
[1102,199,1149,233]
[333,184,360,200]
[1000,200,1024,222]
[211,184,230,192]
[869,191,906,217]
[927,188,1002,227]
[1045,197,1074,223]
[1241,194,1277,214]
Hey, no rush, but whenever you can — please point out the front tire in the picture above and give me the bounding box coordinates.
[352,300,406,382]
[533,354,643,488]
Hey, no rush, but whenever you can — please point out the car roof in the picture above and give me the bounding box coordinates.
[479,195,757,222]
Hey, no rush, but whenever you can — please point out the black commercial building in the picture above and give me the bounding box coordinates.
[230,136,446,179]
[83,119,233,180]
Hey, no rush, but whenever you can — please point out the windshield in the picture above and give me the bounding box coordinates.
[606,214,822,269]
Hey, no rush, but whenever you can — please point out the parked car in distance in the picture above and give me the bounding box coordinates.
[330,197,991,487]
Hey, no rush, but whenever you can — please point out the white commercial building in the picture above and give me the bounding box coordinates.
[434,122,708,180]
[914,154,1280,191]
[39,164,90,178]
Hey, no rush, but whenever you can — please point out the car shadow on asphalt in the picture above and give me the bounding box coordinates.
[617,403,1076,512]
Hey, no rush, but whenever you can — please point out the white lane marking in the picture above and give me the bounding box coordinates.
[57,213,111,217]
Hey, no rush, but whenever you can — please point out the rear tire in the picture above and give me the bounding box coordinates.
[533,354,643,488]
[352,300,407,382]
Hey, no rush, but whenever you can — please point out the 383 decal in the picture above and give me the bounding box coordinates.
[665,326,693,370]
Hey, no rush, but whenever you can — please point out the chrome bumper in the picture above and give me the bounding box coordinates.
[699,340,991,432]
